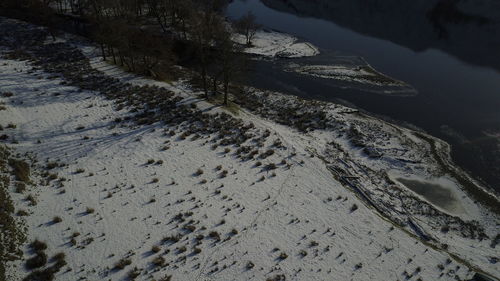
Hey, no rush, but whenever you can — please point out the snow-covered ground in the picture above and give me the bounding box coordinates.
[233,29,319,58]
[0,17,498,281]
[285,64,403,85]
[283,63,418,96]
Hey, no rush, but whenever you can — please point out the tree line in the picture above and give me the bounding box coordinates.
[1,0,261,105]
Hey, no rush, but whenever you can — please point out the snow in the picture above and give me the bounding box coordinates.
[233,29,319,58]
[0,57,477,281]
[284,63,415,90]
[0,17,498,281]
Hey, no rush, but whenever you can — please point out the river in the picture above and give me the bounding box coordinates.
[226,0,500,194]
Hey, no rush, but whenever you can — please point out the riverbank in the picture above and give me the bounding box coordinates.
[0,17,498,281]
[227,0,500,197]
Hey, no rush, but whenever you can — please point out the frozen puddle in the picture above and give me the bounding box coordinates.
[396,177,465,215]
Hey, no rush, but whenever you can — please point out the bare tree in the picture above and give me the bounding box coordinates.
[146,0,170,33]
[214,27,246,105]
[235,11,259,46]
[188,4,225,98]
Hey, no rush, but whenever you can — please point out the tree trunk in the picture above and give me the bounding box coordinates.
[100,43,106,61]
[201,65,208,99]
[50,30,56,41]
[118,51,124,66]
[182,20,187,40]
[110,47,116,64]
[223,77,229,105]
[212,76,217,95]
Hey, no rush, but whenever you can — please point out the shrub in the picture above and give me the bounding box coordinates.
[147,159,155,165]
[30,240,47,252]
[128,268,141,279]
[9,159,30,183]
[195,168,204,176]
[151,245,161,253]
[75,168,85,174]
[350,204,358,212]
[265,163,277,170]
[114,258,132,270]
[183,225,196,232]
[26,252,48,269]
[151,178,159,183]
[177,246,187,253]
[440,225,450,233]
[23,269,55,281]
[26,194,37,205]
[17,209,29,216]
[15,182,26,193]
[45,162,58,170]
[152,256,165,266]
[220,170,228,178]
[193,247,202,254]
[278,252,288,260]
[209,231,220,240]
[246,261,255,269]
[299,250,307,257]
[52,216,62,223]
[162,234,181,243]
[51,252,65,262]
[47,173,58,181]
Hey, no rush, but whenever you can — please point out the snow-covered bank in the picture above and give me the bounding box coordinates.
[0,17,498,281]
[233,29,320,58]
[284,62,418,96]
[284,63,415,91]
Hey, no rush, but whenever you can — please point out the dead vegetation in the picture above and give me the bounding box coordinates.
[0,145,27,281]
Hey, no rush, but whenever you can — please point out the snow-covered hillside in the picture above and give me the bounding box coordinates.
[0,17,498,281]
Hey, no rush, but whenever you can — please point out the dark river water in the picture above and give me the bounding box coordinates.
[226,0,500,194]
